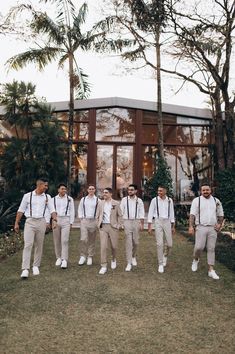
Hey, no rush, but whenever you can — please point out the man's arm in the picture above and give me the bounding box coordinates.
[14,211,24,233]
[188,214,196,235]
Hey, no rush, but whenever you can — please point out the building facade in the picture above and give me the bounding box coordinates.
[0,97,213,203]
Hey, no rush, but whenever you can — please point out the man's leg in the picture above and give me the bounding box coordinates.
[100,225,109,268]
[21,219,35,270]
[80,219,89,257]
[87,220,97,257]
[155,220,164,265]
[33,219,46,267]
[53,222,62,259]
[124,220,133,265]
[61,218,71,261]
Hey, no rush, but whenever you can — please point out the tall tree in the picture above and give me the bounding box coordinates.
[94,0,174,159]
[163,0,235,169]
[6,0,104,190]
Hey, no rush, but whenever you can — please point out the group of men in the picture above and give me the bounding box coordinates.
[14,178,224,280]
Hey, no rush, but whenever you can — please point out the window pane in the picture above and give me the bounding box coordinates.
[116,146,133,198]
[142,125,158,144]
[177,116,211,125]
[96,108,135,142]
[59,122,88,141]
[96,145,113,191]
[71,144,88,196]
[74,110,89,122]
[176,126,211,144]
[143,111,176,124]
[176,147,211,202]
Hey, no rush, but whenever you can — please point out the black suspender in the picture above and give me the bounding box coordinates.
[83,196,98,218]
[54,195,70,215]
[156,197,171,219]
[29,192,48,217]
[127,197,138,219]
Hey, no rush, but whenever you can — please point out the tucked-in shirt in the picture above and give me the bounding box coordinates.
[53,194,75,224]
[102,201,112,224]
[190,195,224,226]
[78,195,99,219]
[147,196,175,223]
[17,191,55,223]
[120,196,145,220]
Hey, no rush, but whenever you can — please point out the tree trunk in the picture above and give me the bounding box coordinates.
[155,26,164,159]
[212,90,225,170]
[223,95,235,168]
[67,53,74,193]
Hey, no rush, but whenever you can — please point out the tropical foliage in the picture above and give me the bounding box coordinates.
[0,80,67,198]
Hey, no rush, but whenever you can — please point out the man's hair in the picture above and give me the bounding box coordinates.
[104,187,112,193]
[87,183,96,189]
[129,184,138,190]
[57,183,67,189]
[36,177,48,184]
[200,182,211,189]
[158,185,167,190]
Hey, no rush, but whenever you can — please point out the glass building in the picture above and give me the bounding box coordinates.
[0,97,213,203]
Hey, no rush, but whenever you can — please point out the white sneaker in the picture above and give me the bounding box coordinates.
[111,259,117,270]
[32,266,40,276]
[208,270,220,280]
[87,256,93,266]
[21,269,29,279]
[192,259,199,272]
[132,257,137,266]
[99,267,107,275]
[163,256,167,267]
[61,260,67,269]
[55,258,62,266]
[125,263,132,272]
[78,256,86,265]
[158,265,164,273]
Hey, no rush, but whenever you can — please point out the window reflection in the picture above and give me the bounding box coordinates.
[71,144,87,197]
[96,145,113,191]
[176,126,211,145]
[0,120,27,139]
[96,108,135,142]
[116,146,133,198]
[59,122,88,141]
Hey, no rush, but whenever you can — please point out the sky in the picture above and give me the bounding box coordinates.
[0,0,217,109]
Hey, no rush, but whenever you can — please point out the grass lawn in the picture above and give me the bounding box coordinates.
[0,230,234,354]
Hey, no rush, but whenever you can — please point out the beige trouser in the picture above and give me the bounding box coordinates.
[123,219,140,264]
[99,224,119,267]
[22,217,47,270]
[154,218,173,265]
[80,219,97,257]
[194,225,217,265]
[53,216,70,261]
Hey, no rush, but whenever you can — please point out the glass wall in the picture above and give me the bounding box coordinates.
[96,108,135,142]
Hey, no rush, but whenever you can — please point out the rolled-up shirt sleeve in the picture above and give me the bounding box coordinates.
[170,199,175,223]
[69,198,75,224]
[147,198,156,223]
[17,193,29,213]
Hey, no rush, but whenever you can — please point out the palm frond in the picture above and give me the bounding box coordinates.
[30,11,65,44]
[73,67,91,99]
[6,47,63,71]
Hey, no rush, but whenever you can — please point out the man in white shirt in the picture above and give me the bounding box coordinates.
[148,186,175,273]
[189,183,224,280]
[52,183,75,269]
[77,184,101,266]
[96,188,123,275]
[14,178,56,279]
[120,184,145,271]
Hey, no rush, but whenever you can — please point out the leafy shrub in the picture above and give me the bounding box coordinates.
[0,231,24,260]
[215,168,235,222]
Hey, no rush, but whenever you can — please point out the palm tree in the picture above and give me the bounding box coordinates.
[7,0,102,190]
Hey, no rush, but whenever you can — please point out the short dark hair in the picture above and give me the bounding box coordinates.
[57,183,67,189]
[129,184,138,190]
[87,183,96,189]
[158,185,167,190]
[104,187,112,193]
[36,177,48,183]
[200,182,211,189]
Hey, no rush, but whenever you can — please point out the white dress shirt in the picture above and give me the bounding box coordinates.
[147,196,175,223]
[53,194,75,224]
[120,196,145,220]
[18,191,54,223]
[190,195,224,226]
[102,201,112,224]
[78,195,99,219]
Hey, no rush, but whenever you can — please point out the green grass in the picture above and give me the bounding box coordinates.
[0,230,235,354]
